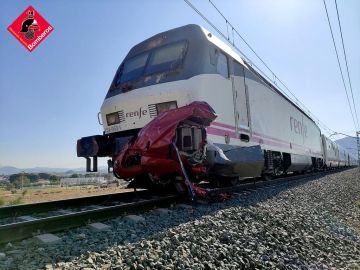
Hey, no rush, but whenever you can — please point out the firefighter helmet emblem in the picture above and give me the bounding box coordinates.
[20,10,39,40]
[8,5,54,52]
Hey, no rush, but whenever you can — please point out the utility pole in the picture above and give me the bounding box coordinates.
[21,171,24,190]
[357,131,360,167]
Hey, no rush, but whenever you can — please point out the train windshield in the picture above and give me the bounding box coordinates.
[119,52,149,84]
[145,41,187,75]
[114,40,187,87]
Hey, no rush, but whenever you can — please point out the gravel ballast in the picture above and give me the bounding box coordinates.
[1,168,359,269]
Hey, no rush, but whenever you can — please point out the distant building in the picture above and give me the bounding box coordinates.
[0,175,8,182]
[35,180,51,186]
[60,177,106,186]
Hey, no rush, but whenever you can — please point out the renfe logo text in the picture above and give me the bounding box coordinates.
[125,107,148,119]
[290,116,307,139]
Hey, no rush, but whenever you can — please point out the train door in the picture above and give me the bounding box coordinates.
[231,60,251,142]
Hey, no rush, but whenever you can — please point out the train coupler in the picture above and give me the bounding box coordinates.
[77,135,112,173]
[85,156,98,173]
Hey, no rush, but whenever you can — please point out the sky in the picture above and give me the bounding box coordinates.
[0,0,359,169]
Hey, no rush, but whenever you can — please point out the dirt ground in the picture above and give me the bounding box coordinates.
[0,185,132,205]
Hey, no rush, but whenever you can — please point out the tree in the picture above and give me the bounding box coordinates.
[27,173,39,182]
[39,173,51,179]
[13,176,30,189]
[49,175,60,185]
[9,173,21,183]
[49,175,59,181]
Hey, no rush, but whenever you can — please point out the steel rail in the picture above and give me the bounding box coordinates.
[207,168,349,197]
[0,189,152,219]
[0,193,181,244]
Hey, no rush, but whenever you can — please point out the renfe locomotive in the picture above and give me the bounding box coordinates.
[77,24,357,193]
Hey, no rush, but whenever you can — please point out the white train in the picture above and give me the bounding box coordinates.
[321,135,357,168]
[77,24,357,188]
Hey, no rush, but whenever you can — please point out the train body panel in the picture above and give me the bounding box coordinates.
[188,64,324,164]
[338,147,348,167]
[322,135,340,167]
[243,67,323,159]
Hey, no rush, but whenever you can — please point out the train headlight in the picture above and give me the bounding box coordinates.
[156,101,177,114]
[106,112,120,126]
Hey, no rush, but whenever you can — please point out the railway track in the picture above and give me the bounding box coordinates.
[0,168,348,244]
[0,190,182,244]
[206,169,348,198]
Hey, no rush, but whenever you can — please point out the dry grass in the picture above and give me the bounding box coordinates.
[0,197,4,206]
[0,185,130,205]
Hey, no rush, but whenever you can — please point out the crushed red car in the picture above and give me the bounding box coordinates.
[113,101,217,193]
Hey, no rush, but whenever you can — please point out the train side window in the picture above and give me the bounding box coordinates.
[209,47,217,66]
[233,60,244,76]
[217,52,229,78]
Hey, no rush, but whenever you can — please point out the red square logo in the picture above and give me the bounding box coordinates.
[7,6,54,52]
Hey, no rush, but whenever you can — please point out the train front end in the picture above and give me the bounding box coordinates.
[77,25,220,194]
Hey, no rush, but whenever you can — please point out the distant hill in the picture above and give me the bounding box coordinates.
[0,166,21,175]
[335,136,358,158]
[0,166,108,175]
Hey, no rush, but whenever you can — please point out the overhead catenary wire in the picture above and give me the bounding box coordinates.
[210,0,339,135]
[183,0,336,135]
[334,0,360,129]
[322,0,358,131]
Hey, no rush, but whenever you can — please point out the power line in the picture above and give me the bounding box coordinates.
[183,0,336,135]
[334,0,360,129]
[322,0,358,131]
[208,0,274,76]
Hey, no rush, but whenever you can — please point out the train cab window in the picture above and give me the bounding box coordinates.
[145,41,187,75]
[217,52,229,78]
[115,41,187,86]
[119,52,149,84]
